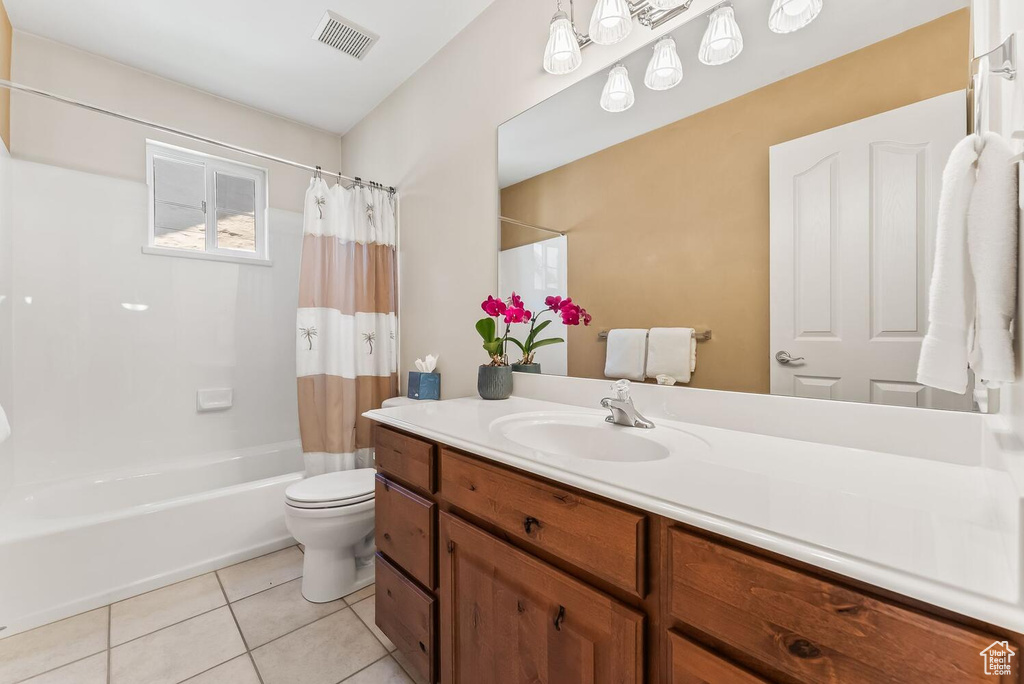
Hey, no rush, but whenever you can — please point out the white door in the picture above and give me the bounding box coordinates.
[769,90,973,410]
[498,235,569,375]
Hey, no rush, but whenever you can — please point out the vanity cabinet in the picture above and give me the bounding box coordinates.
[439,511,644,683]
[373,424,1019,684]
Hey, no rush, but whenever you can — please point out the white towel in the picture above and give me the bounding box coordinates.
[0,404,9,444]
[604,329,648,381]
[646,328,696,384]
[917,135,981,393]
[967,132,1019,387]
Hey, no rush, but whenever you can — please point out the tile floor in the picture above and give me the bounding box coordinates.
[0,546,421,684]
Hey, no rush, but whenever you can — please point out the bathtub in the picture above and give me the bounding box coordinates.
[0,441,304,637]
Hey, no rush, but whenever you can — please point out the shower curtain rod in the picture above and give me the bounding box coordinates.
[0,78,398,195]
[499,216,565,236]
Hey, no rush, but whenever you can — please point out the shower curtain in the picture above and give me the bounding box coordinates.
[296,176,399,475]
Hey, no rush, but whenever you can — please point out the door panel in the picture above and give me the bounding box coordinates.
[770,90,973,410]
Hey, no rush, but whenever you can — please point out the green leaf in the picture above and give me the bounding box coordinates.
[476,317,496,343]
[525,320,551,349]
[506,337,526,354]
[530,337,565,349]
[482,339,502,356]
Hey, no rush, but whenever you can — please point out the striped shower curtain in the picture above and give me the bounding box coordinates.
[296,177,398,475]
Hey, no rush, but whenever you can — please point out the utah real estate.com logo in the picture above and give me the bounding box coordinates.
[980,641,1016,676]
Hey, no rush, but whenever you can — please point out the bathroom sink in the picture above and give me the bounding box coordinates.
[490,412,708,463]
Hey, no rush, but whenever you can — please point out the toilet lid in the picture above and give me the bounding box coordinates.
[286,468,375,508]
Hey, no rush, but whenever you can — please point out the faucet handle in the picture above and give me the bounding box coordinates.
[612,379,631,400]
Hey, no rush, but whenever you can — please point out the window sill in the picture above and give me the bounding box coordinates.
[142,245,273,267]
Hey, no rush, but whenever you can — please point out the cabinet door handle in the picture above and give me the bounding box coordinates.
[523,516,541,534]
[553,605,566,631]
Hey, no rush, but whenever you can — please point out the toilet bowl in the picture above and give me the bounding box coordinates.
[284,468,376,603]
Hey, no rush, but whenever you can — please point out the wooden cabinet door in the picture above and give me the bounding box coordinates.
[438,511,644,684]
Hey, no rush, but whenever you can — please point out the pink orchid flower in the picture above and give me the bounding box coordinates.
[481,295,506,318]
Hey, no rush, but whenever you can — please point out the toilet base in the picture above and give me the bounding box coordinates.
[301,547,375,603]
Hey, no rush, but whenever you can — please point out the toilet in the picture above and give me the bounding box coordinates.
[284,468,376,603]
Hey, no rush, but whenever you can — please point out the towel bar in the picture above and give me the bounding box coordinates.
[597,329,711,342]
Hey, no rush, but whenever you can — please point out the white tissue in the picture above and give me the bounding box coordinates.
[656,374,676,386]
[414,354,438,373]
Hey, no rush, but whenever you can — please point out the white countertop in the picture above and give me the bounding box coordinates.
[365,396,1023,632]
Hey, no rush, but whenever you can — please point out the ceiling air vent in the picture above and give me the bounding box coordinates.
[312,10,379,61]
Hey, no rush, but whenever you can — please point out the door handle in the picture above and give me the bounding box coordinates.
[775,351,805,365]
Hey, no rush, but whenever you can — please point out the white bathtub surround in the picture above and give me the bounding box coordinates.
[0,546,415,684]
[364,383,1023,632]
[297,178,399,476]
[0,403,9,444]
[0,441,304,638]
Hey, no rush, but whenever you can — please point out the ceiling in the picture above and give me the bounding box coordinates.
[3,0,496,134]
[499,0,969,188]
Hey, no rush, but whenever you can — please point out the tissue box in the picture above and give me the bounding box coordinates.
[407,372,440,400]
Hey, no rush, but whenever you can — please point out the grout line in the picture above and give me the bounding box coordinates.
[176,653,250,684]
[107,605,112,684]
[249,606,355,654]
[218,573,251,652]
[108,604,225,650]
[9,649,108,684]
[348,596,393,653]
[334,652,392,684]
[247,651,267,684]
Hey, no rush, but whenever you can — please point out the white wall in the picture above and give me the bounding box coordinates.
[339,0,719,398]
[5,34,344,485]
[0,142,11,491]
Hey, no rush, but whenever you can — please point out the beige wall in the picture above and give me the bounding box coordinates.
[10,32,342,212]
[501,10,969,393]
[339,0,724,398]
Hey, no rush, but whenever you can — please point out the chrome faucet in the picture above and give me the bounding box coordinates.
[600,380,655,429]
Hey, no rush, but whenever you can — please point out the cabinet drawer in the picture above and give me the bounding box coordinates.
[668,527,1013,683]
[376,554,436,684]
[375,426,436,493]
[439,448,646,597]
[375,474,435,589]
[668,631,767,684]
[439,511,644,684]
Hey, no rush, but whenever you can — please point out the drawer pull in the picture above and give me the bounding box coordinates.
[786,637,822,660]
[553,605,566,631]
[383,532,392,541]
[523,516,541,534]
[419,641,427,652]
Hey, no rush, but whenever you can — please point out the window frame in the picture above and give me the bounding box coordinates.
[144,140,271,266]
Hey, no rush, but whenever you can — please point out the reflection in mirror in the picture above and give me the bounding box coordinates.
[498,0,976,411]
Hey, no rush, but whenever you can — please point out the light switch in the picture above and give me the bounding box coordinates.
[197,388,233,412]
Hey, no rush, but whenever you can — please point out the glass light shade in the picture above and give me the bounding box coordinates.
[644,36,683,91]
[589,0,632,46]
[698,5,744,66]
[600,65,635,113]
[768,0,822,33]
[648,0,686,8]
[543,10,582,75]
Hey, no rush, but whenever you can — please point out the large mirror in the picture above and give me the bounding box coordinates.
[498,0,977,411]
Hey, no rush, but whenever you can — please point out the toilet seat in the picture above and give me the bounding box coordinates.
[285,468,375,510]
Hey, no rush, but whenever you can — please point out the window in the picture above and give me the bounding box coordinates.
[145,141,269,264]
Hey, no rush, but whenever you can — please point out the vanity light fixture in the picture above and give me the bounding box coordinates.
[589,0,634,45]
[644,35,683,90]
[768,0,822,34]
[648,0,688,9]
[698,3,743,66]
[544,3,583,74]
[601,64,635,112]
